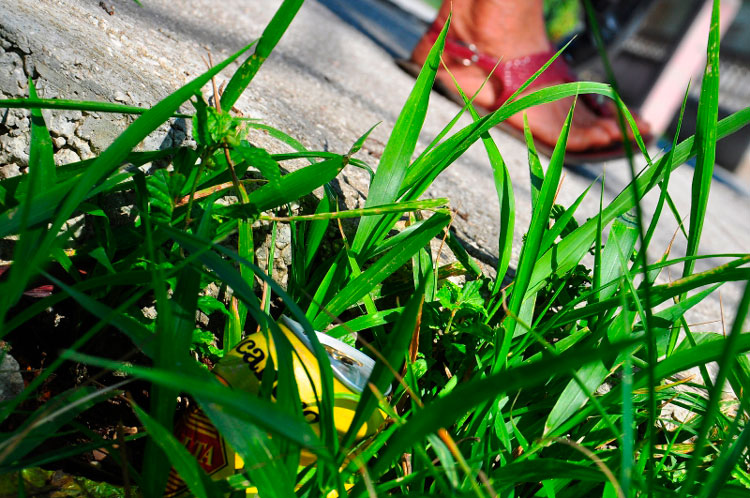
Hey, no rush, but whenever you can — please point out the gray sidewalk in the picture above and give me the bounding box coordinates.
[0,0,748,328]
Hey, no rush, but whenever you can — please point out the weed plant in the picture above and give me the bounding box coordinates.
[0,0,749,497]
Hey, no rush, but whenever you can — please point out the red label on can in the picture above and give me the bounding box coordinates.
[164,409,229,497]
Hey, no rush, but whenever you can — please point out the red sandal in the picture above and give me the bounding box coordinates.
[398,22,648,163]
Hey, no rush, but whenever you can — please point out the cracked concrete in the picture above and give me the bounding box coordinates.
[0,0,748,338]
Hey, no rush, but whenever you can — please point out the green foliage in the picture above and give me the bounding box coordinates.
[0,0,749,497]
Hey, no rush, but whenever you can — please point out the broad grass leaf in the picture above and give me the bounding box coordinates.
[199,397,296,498]
[497,102,574,367]
[426,433,459,488]
[598,211,639,302]
[215,156,344,218]
[543,361,609,435]
[682,0,721,283]
[220,0,301,109]
[0,80,56,324]
[350,17,449,255]
[325,307,404,338]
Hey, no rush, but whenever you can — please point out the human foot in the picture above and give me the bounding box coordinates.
[410,0,650,154]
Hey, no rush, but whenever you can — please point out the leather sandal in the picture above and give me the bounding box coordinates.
[398,22,648,163]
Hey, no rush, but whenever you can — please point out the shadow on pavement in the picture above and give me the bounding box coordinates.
[315,0,427,60]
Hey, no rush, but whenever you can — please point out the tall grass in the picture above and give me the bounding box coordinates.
[0,0,749,496]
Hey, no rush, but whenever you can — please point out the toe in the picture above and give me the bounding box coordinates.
[566,123,612,152]
[597,117,623,142]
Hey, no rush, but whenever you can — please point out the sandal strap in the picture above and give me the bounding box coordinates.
[425,22,577,106]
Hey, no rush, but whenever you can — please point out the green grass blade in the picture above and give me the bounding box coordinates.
[445,67,514,293]
[598,211,639,302]
[523,114,544,213]
[539,183,592,255]
[0,386,117,465]
[0,80,56,325]
[350,17,449,255]
[27,81,55,186]
[360,216,440,261]
[305,185,335,270]
[256,199,448,222]
[0,41,256,329]
[63,351,327,456]
[526,106,750,298]
[325,307,404,338]
[0,97,190,117]
[681,280,750,497]
[444,230,482,279]
[312,211,450,329]
[543,361,609,436]
[133,172,178,497]
[492,459,605,486]
[220,0,302,110]
[496,102,574,369]
[699,407,750,498]
[640,86,690,257]
[478,99,514,294]
[304,252,345,323]
[217,155,344,216]
[682,0,721,284]
[199,404,296,498]
[245,122,311,158]
[592,171,605,327]
[367,336,639,479]
[341,279,424,449]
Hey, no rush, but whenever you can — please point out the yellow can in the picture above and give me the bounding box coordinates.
[165,316,388,496]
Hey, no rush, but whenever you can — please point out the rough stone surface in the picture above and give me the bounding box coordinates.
[0,0,748,340]
[0,352,24,403]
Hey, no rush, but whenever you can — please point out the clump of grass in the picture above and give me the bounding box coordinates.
[0,0,749,497]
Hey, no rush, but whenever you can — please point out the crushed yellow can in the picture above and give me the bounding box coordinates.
[165,316,388,497]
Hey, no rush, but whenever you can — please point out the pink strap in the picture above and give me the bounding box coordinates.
[425,23,576,107]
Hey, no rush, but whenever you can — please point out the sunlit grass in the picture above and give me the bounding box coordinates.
[0,0,749,497]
